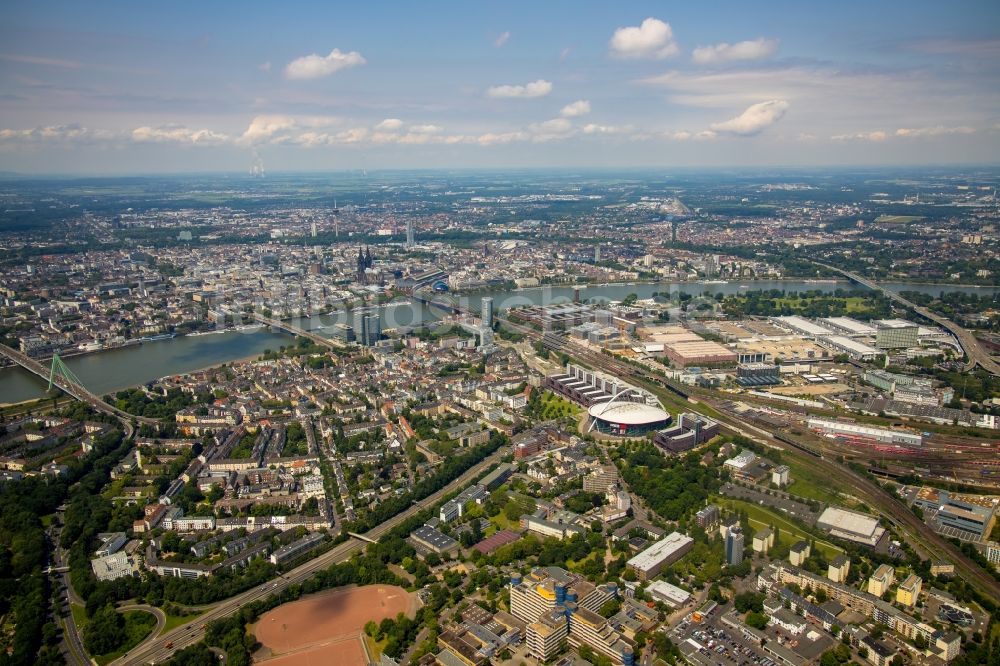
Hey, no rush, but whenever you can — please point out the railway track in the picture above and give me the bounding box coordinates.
[499,317,1000,602]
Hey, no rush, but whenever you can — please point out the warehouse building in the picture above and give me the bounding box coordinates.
[875,319,919,349]
[817,507,889,550]
[410,524,459,555]
[663,339,738,367]
[820,317,877,337]
[808,418,923,447]
[736,362,781,386]
[821,335,881,361]
[771,316,835,337]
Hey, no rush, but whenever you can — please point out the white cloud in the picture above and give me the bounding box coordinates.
[709,99,789,135]
[495,31,510,47]
[475,131,529,146]
[692,38,778,64]
[582,123,628,135]
[0,124,115,144]
[375,118,404,131]
[131,125,229,145]
[258,61,271,73]
[240,115,299,143]
[895,126,975,137]
[532,118,572,134]
[831,131,887,142]
[559,47,573,61]
[240,115,341,144]
[609,18,679,60]
[486,79,553,99]
[332,128,370,144]
[0,123,230,147]
[409,124,443,134]
[291,127,371,147]
[560,100,591,118]
[634,64,998,144]
[284,48,366,80]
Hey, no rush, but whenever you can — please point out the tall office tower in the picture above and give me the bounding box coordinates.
[311,222,317,237]
[725,527,744,566]
[594,246,601,263]
[481,297,494,328]
[406,219,414,247]
[353,311,368,346]
[364,313,381,346]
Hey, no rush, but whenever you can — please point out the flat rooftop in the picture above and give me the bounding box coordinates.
[817,507,881,538]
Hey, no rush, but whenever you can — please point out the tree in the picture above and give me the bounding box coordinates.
[84,604,125,655]
[734,592,765,613]
[745,612,768,630]
[598,598,622,618]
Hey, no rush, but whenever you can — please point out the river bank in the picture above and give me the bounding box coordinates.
[2,279,997,405]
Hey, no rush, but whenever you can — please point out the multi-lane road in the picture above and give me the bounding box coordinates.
[118,448,505,665]
[49,508,91,666]
[816,263,1000,375]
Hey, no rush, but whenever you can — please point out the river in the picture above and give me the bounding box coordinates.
[1,279,996,404]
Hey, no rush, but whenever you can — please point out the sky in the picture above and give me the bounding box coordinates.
[1,0,999,174]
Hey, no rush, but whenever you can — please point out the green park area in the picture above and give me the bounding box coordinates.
[85,609,158,666]
[528,390,582,420]
[874,215,924,224]
[721,289,891,320]
[713,495,844,560]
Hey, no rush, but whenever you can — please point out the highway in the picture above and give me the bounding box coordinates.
[497,314,1000,602]
[0,342,157,436]
[118,448,505,665]
[816,262,1000,375]
[49,509,90,666]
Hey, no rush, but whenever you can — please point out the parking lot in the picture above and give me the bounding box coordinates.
[720,483,820,525]
[671,606,779,666]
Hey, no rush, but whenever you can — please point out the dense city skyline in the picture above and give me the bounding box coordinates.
[1,1,999,173]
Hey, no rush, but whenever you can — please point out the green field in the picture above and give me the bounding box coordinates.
[535,391,582,419]
[71,603,87,629]
[784,458,845,505]
[487,511,522,534]
[161,609,202,635]
[714,495,844,560]
[874,215,924,224]
[758,295,870,314]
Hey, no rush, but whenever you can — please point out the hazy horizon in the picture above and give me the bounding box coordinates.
[2,1,999,174]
